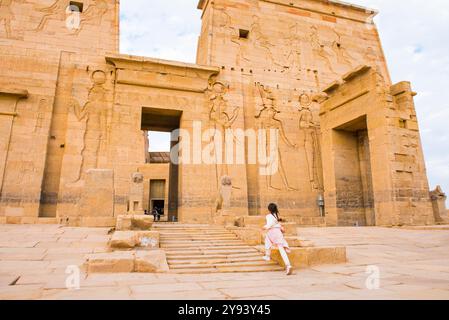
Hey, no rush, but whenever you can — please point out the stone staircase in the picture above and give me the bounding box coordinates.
[153,223,283,274]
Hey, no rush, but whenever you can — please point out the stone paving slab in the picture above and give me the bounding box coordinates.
[0,224,448,300]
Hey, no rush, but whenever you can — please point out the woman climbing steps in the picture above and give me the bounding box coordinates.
[263,203,293,276]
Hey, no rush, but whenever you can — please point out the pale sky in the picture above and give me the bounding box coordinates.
[121,0,449,199]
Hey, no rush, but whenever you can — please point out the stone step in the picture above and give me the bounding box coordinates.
[168,256,267,265]
[166,252,262,260]
[161,240,243,246]
[169,265,284,274]
[164,248,259,255]
[169,260,279,270]
[153,226,225,230]
[162,244,254,250]
[156,223,283,274]
[160,235,238,240]
[160,234,237,239]
[158,231,230,235]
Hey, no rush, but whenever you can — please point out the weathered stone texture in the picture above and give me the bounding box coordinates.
[0,0,436,227]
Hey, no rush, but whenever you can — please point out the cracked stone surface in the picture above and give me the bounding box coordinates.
[0,224,449,300]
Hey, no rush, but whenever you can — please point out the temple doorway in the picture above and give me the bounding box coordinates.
[141,107,182,222]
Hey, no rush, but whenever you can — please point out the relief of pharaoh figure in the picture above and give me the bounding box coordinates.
[72,70,109,182]
[297,93,321,191]
[256,83,297,191]
[208,79,240,184]
[0,0,24,39]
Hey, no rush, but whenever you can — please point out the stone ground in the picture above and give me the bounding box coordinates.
[0,224,449,300]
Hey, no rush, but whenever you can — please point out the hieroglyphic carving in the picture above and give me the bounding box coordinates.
[256,83,297,191]
[297,92,322,191]
[207,78,240,187]
[33,99,47,133]
[72,70,109,181]
[0,0,25,39]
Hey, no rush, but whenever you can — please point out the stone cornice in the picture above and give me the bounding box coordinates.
[197,0,377,23]
[0,88,28,98]
[105,53,220,93]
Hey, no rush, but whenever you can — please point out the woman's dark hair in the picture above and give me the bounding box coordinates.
[268,203,279,220]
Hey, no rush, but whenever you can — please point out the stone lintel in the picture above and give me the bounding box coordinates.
[105,53,220,93]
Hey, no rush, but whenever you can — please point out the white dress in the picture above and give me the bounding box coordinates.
[264,214,289,250]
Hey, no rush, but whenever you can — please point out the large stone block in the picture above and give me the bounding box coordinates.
[85,252,135,273]
[270,247,347,268]
[131,215,154,230]
[135,231,160,248]
[109,231,137,249]
[116,215,154,231]
[134,250,169,273]
[109,230,160,249]
[285,236,315,248]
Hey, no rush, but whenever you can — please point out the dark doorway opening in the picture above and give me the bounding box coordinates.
[141,107,182,222]
[333,116,375,226]
[152,200,165,215]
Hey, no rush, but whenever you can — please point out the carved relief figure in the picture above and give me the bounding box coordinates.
[35,0,108,34]
[280,22,302,76]
[207,79,240,186]
[72,70,109,181]
[0,0,24,39]
[331,30,354,70]
[297,93,322,190]
[73,0,108,35]
[214,6,245,66]
[35,0,68,32]
[309,25,335,74]
[256,83,297,191]
[238,15,278,67]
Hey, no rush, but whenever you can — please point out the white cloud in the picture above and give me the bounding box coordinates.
[120,0,449,203]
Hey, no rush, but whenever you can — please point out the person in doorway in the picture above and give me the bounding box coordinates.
[144,210,149,216]
[154,206,161,222]
[151,207,159,222]
[263,203,293,275]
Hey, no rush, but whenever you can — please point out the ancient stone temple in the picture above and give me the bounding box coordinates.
[0,0,436,227]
